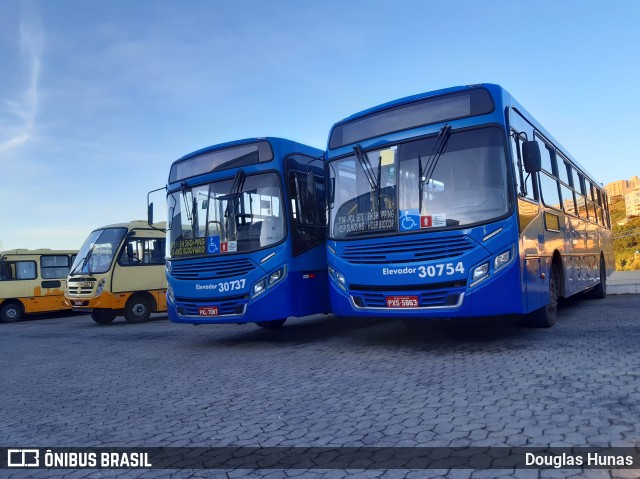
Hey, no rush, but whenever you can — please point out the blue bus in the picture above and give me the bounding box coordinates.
[325,84,612,327]
[155,138,328,328]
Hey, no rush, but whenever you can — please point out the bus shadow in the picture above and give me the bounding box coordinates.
[192,314,393,348]
[355,314,541,350]
[70,313,169,328]
[3,310,86,323]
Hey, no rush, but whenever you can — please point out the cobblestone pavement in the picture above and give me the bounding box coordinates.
[1,294,640,479]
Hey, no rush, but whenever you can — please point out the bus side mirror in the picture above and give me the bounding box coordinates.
[148,202,154,226]
[522,141,541,173]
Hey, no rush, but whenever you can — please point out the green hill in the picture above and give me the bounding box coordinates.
[611,196,640,270]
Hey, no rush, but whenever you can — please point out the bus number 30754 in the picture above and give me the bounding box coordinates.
[418,262,465,278]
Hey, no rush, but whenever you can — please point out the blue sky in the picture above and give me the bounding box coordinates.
[1,0,639,250]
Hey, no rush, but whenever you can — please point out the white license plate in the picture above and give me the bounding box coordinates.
[198,306,219,316]
[386,296,419,308]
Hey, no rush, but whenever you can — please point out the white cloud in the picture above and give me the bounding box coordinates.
[0,1,43,153]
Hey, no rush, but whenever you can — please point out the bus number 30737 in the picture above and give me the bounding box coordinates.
[418,262,465,278]
[218,279,246,292]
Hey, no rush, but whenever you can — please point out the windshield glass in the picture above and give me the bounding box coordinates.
[70,227,128,274]
[329,127,509,238]
[168,172,285,258]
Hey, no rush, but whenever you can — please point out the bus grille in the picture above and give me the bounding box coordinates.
[171,258,255,280]
[349,282,465,308]
[175,294,248,317]
[67,278,96,296]
[341,236,475,264]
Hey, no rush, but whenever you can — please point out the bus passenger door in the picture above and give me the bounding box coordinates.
[508,110,545,313]
[112,236,167,311]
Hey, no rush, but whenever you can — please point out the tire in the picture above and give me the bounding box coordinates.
[0,303,23,323]
[256,318,287,329]
[589,256,607,299]
[91,309,117,325]
[528,265,559,328]
[124,296,152,324]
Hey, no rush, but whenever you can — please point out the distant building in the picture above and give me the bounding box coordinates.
[626,186,640,217]
[606,175,640,198]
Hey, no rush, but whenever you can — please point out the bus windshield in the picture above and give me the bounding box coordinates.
[329,127,510,238]
[70,227,128,274]
[168,171,284,257]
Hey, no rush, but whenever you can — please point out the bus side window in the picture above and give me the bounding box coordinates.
[0,262,14,280]
[41,255,71,279]
[536,136,561,210]
[16,261,37,280]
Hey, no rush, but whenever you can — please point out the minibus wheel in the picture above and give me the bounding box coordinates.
[256,318,287,329]
[91,309,116,325]
[528,264,559,328]
[0,302,23,323]
[124,296,151,323]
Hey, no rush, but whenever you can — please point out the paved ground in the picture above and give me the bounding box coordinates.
[1,293,640,479]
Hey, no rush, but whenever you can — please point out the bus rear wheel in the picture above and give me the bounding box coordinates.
[124,296,152,324]
[0,303,23,323]
[91,309,116,325]
[528,265,559,328]
[256,318,287,329]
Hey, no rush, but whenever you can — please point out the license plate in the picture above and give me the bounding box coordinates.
[74,300,84,306]
[386,296,419,308]
[198,306,219,316]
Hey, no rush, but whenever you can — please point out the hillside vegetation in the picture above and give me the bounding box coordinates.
[610,197,640,271]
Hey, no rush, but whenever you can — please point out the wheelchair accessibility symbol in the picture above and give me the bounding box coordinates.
[399,209,420,231]
[207,236,221,254]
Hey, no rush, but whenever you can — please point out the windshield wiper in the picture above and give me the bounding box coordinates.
[224,169,245,219]
[181,181,200,237]
[354,144,378,193]
[419,124,451,212]
[181,182,192,222]
[354,144,383,210]
[71,248,93,275]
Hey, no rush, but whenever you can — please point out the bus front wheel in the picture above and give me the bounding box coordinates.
[256,318,287,329]
[0,302,23,323]
[528,265,559,328]
[91,309,116,325]
[124,296,152,324]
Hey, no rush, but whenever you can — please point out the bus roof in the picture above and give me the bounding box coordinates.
[89,220,167,232]
[328,83,602,188]
[1,249,78,257]
[168,137,324,185]
[329,84,494,131]
[175,137,322,164]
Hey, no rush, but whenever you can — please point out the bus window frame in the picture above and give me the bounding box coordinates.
[40,254,73,280]
[0,260,38,281]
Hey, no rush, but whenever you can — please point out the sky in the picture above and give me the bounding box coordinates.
[1,0,639,250]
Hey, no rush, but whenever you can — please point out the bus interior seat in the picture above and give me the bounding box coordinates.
[260,217,282,246]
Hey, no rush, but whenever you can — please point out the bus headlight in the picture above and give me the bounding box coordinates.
[471,263,489,286]
[494,249,511,271]
[252,278,267,297]
[166,260,173,274]
[252,265,286,298]
[95,278,106,296]
[268,267,285,286]
[167,284,175,304]
[329,266,348,292]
